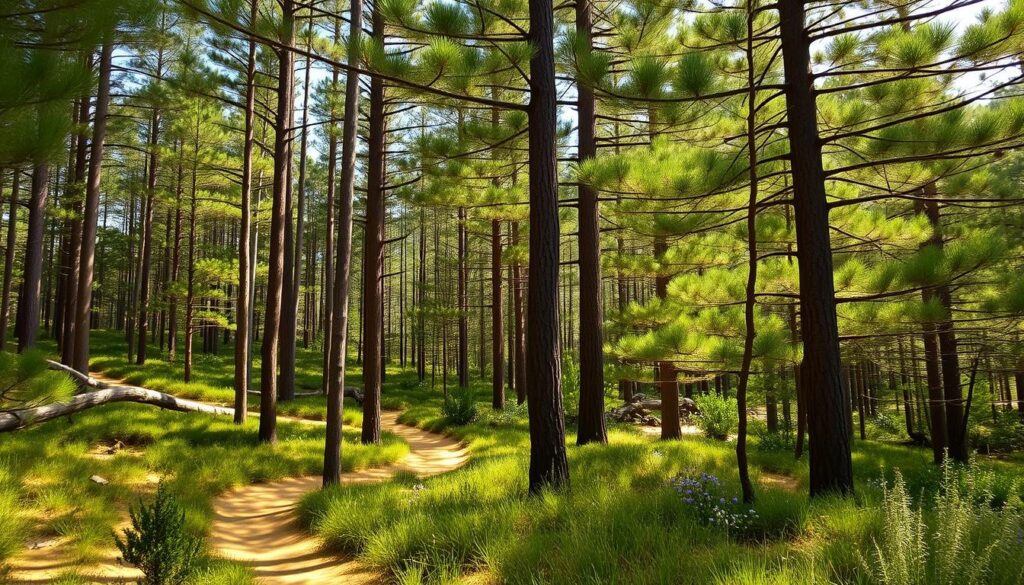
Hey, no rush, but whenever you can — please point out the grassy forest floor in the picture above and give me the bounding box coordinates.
[2,329,1024,584]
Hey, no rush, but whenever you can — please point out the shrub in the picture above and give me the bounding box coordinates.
[480,400,527,427]
[752,424,794,453]
[869,412,904,438]
[973,411,1024,454]
[694,393,738,440]
[863,462,1024,585]
[441,386,477,425]
[115,483,203,585]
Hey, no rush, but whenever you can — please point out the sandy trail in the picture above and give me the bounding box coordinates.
[209,410,468,584]
[4,374,469,585]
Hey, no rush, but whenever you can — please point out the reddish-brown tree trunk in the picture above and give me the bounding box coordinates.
[73,39,114,374]
[779,0,852,495]
[526,0,569,493]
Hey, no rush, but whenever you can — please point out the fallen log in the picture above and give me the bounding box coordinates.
[0,387,234,433]
[46,359,109,389]
[246,389,322,397]
[245,387,364,405]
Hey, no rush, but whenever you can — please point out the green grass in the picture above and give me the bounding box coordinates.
[299,377,1024,585]
[0,330,410,576]
[9,329,1024,584]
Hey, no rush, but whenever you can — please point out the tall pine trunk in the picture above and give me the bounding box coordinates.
[73,39,114,374]
[234,0,258,424]
[526,0,569,493]
[0,171,19,350]
[17,163,49,350]
[361,4,386,445]
[322,5,359,477]
[260,1,296,443]
[778,0,852,496]
[575,0,606,445]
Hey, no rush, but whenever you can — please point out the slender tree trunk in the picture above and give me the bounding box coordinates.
[575,0,606,445]
[526,0,569,493]
[62,85,91,364]
[260,2,296,443]
[512,221,527,405]
[491,219,505,409]
[654,237,682,440]
[280,34,311,402]
[321,16,341,393]
[168,150,183,361]
[361,5,386,445]
[0,171,19,350]
[184,126,199,383]
[457,206,469,388]
[234,0,257,424]
[16,164,48,351]
[136,99,162,364]
[735,7,758,502]
[73,39,114,374]
[919,190,966,462]
[323,0,360,482]
[778,0,852,495]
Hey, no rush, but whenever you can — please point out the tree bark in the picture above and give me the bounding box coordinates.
[234,0,257,425]
[491,219,505,409]
[361,4,386,445]
[280,33,311,402]
[457,207,469,388]
[260,1,296,443]
[575,0,607,446]
[654,237,682,440]
[73,39,114,374]
[324,0,361,485]
[778,0,853,496]
[0,387,234,433]
[136,83,163,364]
[526,0,570,493]
[919,191,966,462]
[16,164,48,351]
[512,221,527,405]
[0,170,19,350]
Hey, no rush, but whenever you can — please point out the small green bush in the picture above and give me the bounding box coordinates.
[973,411,1024,454]
[863,461,1024,585]
[694,393,738,440]
[480,400,528,427]
[441,386,477,425]
[752,424,794,453]
[115,483,203,585]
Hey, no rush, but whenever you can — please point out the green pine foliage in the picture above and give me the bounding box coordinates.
[115,482,203,585]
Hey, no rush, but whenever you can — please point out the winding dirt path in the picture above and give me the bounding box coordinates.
[4,374,469,584]
[209,410,468,584]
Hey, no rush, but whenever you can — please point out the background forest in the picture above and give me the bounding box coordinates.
[2,0,1024,583]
